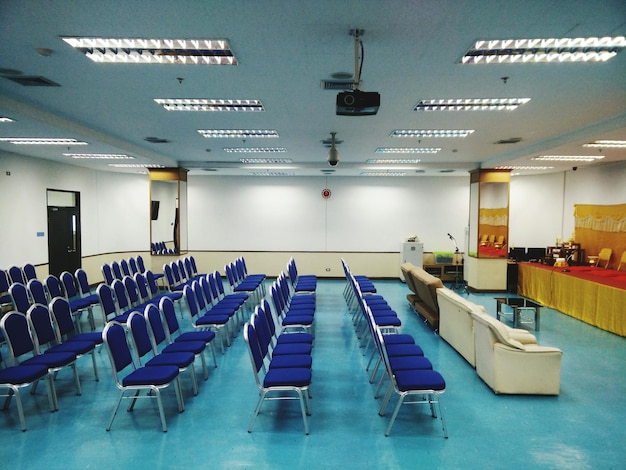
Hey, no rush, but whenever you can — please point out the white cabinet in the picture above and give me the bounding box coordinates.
[400,242,423,281]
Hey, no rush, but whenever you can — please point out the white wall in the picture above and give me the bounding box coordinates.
[188,175,470,254]
[1,150,624,276]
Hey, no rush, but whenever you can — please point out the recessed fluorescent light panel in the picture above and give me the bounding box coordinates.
[61,37,237,64]
[360,172,406,177]
[198,129,279,138]
[0,117,15,122]
[390,129,475,138]
[495,165,554,170]
[64,153,134,159]
[224,148,286,154]
[367,159,421,164]
[460,36,626,64]
[583,140,626,148]
[240,157,292,164]
[155,98,264,112]
[108,163,164,168]
[531,155,605,162]
[0,138,88,145]
[250,171,295,177]
[414,98,530,111]
[375,148,440,154]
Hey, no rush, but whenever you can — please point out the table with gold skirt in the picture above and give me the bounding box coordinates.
[517,263,626,337]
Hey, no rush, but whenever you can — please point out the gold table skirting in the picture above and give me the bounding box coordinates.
[517,263,626,337]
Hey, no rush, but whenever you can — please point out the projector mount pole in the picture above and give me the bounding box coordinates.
[350,29,364,91]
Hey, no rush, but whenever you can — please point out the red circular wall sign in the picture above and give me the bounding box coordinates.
[321,188,332,199]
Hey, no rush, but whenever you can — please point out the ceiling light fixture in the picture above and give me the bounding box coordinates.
[63,153,134,159]
[583,140,626,148]
[390,129,475,138]
[327,132,339,167]
[155,98,264,112]
[239,157,292,164]
[250,171,295,177]
[460,36,626,64]
[0,117,15,122]
[375,148,440,154]
[367,159,421,164]
[61,37,237,65]
[108,163,164,168]
[224,148,286,154]
[495,165,554,170]
[198,129,279,138]
[360,172,406,177]
[0,138,88,145]
[414,98,530,111]
[531,155,605,162]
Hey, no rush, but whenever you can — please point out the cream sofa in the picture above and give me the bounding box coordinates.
[436,287,562,395]
[401,263,444,330]
[437,287,537,367]
[472,313,562,395]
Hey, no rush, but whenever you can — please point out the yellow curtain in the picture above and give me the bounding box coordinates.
[574,203,626,269]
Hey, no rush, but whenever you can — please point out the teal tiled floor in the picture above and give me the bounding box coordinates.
[1,279,625,469]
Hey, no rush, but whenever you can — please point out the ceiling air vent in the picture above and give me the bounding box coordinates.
[494,137,522,144]
[5,75,60,87]
[320,80,354,90]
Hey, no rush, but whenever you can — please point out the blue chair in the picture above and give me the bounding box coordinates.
[60,271,96,331]
[74,269,100,306]
[9,282,31,314]
[159,297,217,368]
[259,299,313,347]
[101,264,114,285]
[102,322,183,432]
[144,304,208,381]
[120,259,131,277]
[8,266,26,285]
[0,269,12,308]
[27,279,49,306]
[243,322,312,434]
[128,257,139,275]
[126,311,197,396]
[96,283,131,325]
[23,263,37,282]
[49,297,103,350]
[27,303,98,382]
[0,363,54,431]
[111,261,124,281]
[183,284,230,354]
[0,311,80,411]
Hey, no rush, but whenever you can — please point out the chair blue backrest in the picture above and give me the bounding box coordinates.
[49,297,79,338]
[120,259,131,277]
[1,312,38,362]
[45,275,64,300]
[128,257,139,275]
[1,269,12,305]
[9,282,31,314]
[75,269,92,296]
[145,304,169,347]
[8,266,26,285]
[60,271,80,299]
[28,279,49,306]
[112,279,131,312]
[97,283,118,322]
[136,255,146,273]
[111,261,123,281]
[123,276,141,307]
[146,271,160,297]
[103,322,134,373]
[27,304,58,349]
[134,273,151,303]
[159,297,180,336]
[127,311,156,361]
[101,264,114,285]
[23,263,37,281]
[183,285,200,320]
[244,322,264,374]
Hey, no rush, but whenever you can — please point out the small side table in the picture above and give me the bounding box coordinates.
[495,297,542,331]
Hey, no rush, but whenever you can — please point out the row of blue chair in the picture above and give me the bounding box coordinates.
[101,296,218,432]
[163,257,204,292]
[343,261,448,438]
[151,241,177,255]
[101,256,154,286]
[0,297,102,430]
[1,264,38,309]
[224,257,266,304]
[243,301,314,434]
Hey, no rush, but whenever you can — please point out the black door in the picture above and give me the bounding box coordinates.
[47,204,81,277]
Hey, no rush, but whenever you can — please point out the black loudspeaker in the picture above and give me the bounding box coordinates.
[151,200,160,220]
[336,91,380,116]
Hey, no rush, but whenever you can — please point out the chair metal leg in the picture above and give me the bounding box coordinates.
[91,351,99,381]
[107,391,125,431]
[385,393,406,436]
[298,389,309,435]
[154,389,168,432]
[247,392,266,433]
[13,388,27,431]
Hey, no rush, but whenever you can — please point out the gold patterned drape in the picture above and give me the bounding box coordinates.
[479,207,508,240]
[574,203,626,269]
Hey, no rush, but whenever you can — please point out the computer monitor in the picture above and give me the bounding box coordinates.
[509,247,526,262]
[526,247,546,262]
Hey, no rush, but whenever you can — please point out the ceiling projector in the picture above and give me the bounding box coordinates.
[336,90,380,116]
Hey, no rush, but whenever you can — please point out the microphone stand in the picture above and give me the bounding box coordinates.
[447,233,463,291]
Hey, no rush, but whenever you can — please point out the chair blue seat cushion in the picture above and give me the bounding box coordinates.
[372,316,402,327]
[162,341,206,355]
[146,352,195,368]
[269,354,313,369]
[176,331,216,343]
[276,332,314,344]
[263,367,311,387]
[47,340,94,355]
[394,369,445,392]
[22,351,76,368]
[385,343,424,357]
[0,364,49,385]
[273,343,313,356]
[281,315,314,326]
[122,365,179,386]
[382,334,415,345]
[389,355,432,371]
[196,313,230,326]
[68,332,103,345]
